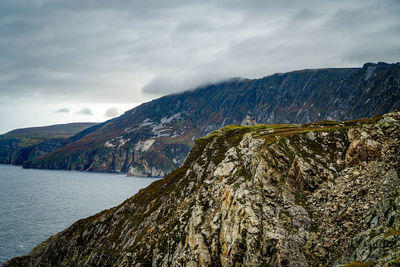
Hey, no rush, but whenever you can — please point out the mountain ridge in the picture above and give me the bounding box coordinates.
[3,122,98,137]
[23,62,400,176]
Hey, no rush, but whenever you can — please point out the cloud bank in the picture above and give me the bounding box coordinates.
[0,0,398,102]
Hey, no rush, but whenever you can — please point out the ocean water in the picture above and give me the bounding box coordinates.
[0,164,158,264]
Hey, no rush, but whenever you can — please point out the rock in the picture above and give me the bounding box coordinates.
[127,160,167,177]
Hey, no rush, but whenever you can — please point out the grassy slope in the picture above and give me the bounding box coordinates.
[2,122,98,147]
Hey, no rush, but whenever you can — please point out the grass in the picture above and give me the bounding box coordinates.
[343,261,374,267]
[388,228,400,236]
[388,259,400,266]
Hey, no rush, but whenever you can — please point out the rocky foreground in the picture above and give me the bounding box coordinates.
[4,112,400,266]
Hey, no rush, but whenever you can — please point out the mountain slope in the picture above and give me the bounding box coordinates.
[0,122,97,165]
[24,62,400,176]
[5,112,400,266]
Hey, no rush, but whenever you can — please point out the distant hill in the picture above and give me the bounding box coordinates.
[24,62,400,176]
[0,122,98,165]
[4,122,99,139]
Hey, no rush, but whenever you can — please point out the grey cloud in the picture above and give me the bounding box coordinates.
[0,0,399,101]
[142,77,180,95]
[104,107,120,118]
[76,107,93,116]
[56,108,69,113]
[342,45,400,65]
[142,72,227,96]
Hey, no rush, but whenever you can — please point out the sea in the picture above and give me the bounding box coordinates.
[0,164,158,265]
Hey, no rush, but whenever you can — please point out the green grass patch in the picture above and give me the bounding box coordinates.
[343,261,374,267]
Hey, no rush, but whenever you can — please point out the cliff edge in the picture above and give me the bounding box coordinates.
[4,112,400,266]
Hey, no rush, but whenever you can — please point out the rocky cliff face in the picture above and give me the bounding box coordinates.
[5,112,400,266]
[0,123,97,166]
[0,137,65,165]
[23,62,400,177]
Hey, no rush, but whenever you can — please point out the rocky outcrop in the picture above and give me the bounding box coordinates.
[24,62,400,176]
[4,112,400,266]
[127,160,167,177]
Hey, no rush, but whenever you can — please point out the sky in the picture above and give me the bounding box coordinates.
[0,0,399,134]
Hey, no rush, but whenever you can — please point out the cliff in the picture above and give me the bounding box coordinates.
[23,62,400,177]
[0,122,97,165]
[4,112,400,266]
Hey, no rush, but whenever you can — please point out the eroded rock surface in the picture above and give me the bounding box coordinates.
[4,112,400,266]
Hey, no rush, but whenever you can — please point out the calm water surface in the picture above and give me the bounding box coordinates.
[0,164,158,264]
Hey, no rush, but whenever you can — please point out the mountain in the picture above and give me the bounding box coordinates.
[0,122,98,165]
[23,62,400,176]
[5,112,400,266]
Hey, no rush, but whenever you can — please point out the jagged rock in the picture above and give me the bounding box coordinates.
[4,112,400,266]
[127,160,167,177]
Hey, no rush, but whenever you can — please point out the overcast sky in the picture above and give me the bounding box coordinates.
[0,0,399,133]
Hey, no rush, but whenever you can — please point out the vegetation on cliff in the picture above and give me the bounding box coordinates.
[4,112,400,266]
